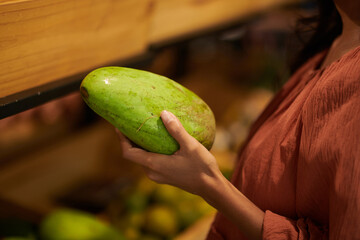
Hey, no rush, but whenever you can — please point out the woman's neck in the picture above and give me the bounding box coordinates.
[320,6,360,69]
[338,6,360,49]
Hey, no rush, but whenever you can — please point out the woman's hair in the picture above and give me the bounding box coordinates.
[290,0,342,72]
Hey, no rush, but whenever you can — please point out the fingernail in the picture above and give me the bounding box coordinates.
[161,110,174,123]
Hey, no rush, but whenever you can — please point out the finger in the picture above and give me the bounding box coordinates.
[115,128,133,150]
[129,150,170,172]
[143,167,165,184]
[160,110,197,149]
[115,128,167,168]
[115,128,145,161]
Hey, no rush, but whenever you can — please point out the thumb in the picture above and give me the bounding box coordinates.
[160,110,196,149]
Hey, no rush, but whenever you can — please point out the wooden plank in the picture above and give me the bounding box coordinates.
[0,0,300,102]
[149,0,298,44]
[0,120,115,213]
[0,196,44,223]
[0,0,152,98]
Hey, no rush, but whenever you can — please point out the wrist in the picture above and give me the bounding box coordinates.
[198,167,230,206]
[199,170,265,240]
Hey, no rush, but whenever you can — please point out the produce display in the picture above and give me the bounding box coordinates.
[110,177,216,240]
[0,177,215,240]
[80,67,216,155]
[1,209,125,240]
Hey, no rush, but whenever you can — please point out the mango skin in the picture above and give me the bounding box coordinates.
[80,67,216,155]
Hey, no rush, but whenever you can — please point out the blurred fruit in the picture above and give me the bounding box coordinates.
[175,201,201,227]
[140,234,162,240]
[125,191,148,213]
[136,177,157,196]
[219,88,273,151]
[211,127,232,152]
[114,177,216,239]
[144,205,179,238]
[126,212,145,229]
[175,194,215,228]
[40,209,125,240]
[123,227,140,240]
[152,184,181,205]
[195,199,216,216]
[2,237,35,240]
[177,189,199,201]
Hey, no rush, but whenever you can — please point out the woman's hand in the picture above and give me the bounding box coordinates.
[116,110,224,197]
[116,110,265,240]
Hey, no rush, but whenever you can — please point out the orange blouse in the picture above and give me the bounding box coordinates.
[206,46,360,240]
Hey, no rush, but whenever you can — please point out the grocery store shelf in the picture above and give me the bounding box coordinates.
[0,120,117,214]
[0,0,151,98]
[0,196,44,223]
[0,52,154,119]
[0,0,302,118]
[149,0,301,48]
[0,72,81,120]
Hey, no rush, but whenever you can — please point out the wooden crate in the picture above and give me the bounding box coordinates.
[0,0,152,98]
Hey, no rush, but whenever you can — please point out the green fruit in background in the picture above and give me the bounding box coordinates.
[175,201,201,228]
[152,184,181,205]
[173,190,215,228]
[2,237,35,240]
[195,197,216,216]
[125,212,144,229]
[123,226,140,240]
[136,177,157,195]
[125,191,149,213]
[140,234,162,240]
[144,205,178,238]
[40,209,125,240]
[80,67,216,155]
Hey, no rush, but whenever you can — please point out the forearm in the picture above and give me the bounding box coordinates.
[200,171,265,240]
[118,110,265,239]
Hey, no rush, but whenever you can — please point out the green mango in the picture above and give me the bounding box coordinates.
[2,237,35,240]
[40,209,125,240]
[80,67,216,154]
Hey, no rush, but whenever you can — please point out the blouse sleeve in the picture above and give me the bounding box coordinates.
[262,70,360,239]
[262,210,327,239]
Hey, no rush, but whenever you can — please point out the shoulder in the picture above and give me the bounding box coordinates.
[308,46,360,110]
[301,46,360,142]
[320,45,360,86]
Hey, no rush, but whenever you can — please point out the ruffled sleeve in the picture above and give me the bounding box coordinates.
[263,210,327,239]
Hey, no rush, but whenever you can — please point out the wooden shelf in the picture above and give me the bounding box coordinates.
[0,120,116,214]
[0,0,152,98]
[149,0,299,45]
[0,0,301,118]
